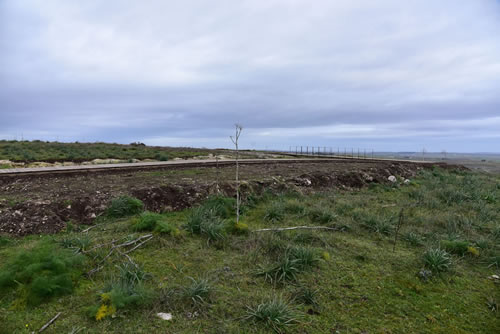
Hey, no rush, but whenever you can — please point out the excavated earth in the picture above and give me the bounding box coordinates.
[0,160,463,236]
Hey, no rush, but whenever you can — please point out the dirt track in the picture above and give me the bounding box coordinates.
[0,159,460,236]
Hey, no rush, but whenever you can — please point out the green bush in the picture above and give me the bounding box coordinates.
[441,240,469,256]
[107,196,144,218]
[245,296,299,333]
[0,242,85,305]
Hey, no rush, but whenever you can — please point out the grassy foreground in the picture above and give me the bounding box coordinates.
[0,168,499,333]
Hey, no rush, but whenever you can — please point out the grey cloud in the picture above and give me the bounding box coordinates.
[1,0,500,152]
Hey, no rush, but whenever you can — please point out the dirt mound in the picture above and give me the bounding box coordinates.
[131,184,210,212]
[0,161,462,236]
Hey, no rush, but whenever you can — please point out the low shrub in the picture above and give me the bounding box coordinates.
[245,296,299,333]
[441,240,469,256]
[423,248,451,273]
[0,241,85,306]
[107,196,144,218]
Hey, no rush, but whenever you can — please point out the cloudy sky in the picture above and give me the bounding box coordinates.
[1,0,500,152]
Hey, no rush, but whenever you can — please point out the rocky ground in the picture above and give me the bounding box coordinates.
[0,160,461,236]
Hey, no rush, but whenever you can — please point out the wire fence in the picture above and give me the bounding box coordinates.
[282,146,376,159]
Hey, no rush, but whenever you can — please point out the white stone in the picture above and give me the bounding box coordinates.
[156,312,173,321]
[388,175,397,183]
[404,179,411,184]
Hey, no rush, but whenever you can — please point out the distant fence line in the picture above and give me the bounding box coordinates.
[279,146,376,159]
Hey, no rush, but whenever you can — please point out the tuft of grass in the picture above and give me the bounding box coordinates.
[245,296,299,333]
[185,207,225,243]
[257,246,321,283]
[293,286,319,307]
[90,262,152,320]
[403,232,424,246]
[283,200,306,216]
[0,235,11,248]
[264,202,285,223]
[423,248,452,273]
[181,277,213,306]
[0,241,85,306]
[201,196,236,219]
[107,196,144,218]
[58,236,91,252]
[308,208,336,224]
[360,215,393,235]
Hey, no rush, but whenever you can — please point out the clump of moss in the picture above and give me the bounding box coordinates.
[0,241,85,306]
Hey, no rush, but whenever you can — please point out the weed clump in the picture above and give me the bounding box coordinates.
[107,196,144,218]
[0,241,85,306]
[90,262,152,320]
[245,296,299,333]
[423,248,452,273]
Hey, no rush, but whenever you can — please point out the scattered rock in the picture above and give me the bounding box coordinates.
[388,175,397,183]
[404,179,411,184]
[418,268,432,281]
[156,312,173,321]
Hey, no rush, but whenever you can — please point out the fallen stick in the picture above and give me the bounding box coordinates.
[253,226,340,232]
[124,236,153,254]
[38,312,61,333]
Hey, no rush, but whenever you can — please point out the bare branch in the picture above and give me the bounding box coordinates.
[38,312,61,333]
[253,226,340,232]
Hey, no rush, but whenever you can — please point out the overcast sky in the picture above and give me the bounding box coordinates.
[1,0,500,152]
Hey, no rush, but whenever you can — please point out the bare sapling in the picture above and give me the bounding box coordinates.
[230,124,243,224]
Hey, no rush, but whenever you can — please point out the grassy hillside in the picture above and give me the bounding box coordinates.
[0,140,213,163]
[0,168,499,333]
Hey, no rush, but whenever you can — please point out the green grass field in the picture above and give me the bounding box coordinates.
[0,140,213,163]
[0,168,499,333]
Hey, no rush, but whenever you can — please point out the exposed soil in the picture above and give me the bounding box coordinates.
[0,159,463,236]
